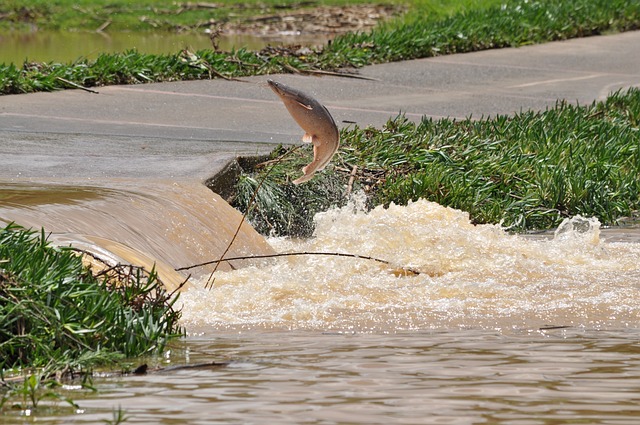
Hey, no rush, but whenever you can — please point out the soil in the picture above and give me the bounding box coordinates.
[213,4,406,36]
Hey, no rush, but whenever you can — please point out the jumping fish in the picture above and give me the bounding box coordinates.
[267,79,340,184]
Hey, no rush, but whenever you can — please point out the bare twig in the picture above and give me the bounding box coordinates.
[68,247,181,289]
[282,63,302,74]
[344,164,358,198]
[253,155,296,168]
[208,25,223,52]
[168,274,192,298]
[55,77,99,94]
[95,20,111,33]
[204,146,301,289]
[281,63,379,81]
[95,264,123,278]
[181,2,220,10]
[177,251,421,275]
[69,247,114,267]
[296,69,380,81]
[208,65,237,81]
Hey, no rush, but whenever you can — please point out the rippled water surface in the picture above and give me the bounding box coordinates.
[3,197,640,424]
[7,329,640,424]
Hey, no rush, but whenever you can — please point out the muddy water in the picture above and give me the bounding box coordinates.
[0,181,273,290]
[0,31,322,64]
[3,192,640,423]
[181,197,640,331]
[34,329,640,424]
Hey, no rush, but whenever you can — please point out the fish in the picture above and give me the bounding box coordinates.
[267,79,340,184]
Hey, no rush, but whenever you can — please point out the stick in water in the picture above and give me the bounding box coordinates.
[178,251,421,276]
[204,145,301,290]
[205,80,340,288]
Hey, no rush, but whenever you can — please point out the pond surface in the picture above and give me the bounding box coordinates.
[3,196,640,424]
[0,30,321,65]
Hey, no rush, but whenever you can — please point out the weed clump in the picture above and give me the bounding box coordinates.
[0,223,183,372]
[228,147,350,237]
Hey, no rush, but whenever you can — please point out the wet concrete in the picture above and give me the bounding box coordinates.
[0,181,274,288]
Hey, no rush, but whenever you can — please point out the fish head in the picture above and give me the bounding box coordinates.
[267,79,290,99]
[267,79,313,108]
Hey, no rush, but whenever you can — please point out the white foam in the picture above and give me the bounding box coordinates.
[180,199,640,331]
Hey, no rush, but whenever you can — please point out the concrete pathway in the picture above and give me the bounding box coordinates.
[1,31,639,182]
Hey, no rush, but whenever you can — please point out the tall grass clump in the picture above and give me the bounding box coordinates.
[236,88,640,234]
[230,148,349,237]
[0,223,183,371]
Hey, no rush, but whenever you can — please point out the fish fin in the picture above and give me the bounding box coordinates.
[302,133,314,143]
[293,172,314,185]
[310,135,322,146]
[294,100,314,110]
[294,161,317,184]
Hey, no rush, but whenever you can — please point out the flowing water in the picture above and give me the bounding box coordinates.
[0,181,274,291]
[181,197,640,332]
[3,192,640,424]
[34,329,640,424]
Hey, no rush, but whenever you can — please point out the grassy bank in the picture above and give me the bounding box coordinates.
[231,88,640,236]
[1,0,502,33]
[0,0,395,32]
[1,0,639,95]
[0,224,183,410]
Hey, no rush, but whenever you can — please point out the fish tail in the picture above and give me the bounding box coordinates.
[292,174,314,185]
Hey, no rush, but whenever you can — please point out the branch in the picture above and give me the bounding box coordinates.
[177,251,421,276]
[204,145,301,289]
[55,77,99,94]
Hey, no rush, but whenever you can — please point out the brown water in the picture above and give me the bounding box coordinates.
[0,181,273,290]
[3,191,640,424]
[0,31,321,64]
[6,329,640,424]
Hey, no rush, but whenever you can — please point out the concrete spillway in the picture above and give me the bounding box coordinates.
[0,179,274,292]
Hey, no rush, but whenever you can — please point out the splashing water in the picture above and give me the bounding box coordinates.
[180,197,640,332]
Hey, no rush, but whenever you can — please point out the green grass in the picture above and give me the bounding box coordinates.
[1,0,639,94]
[329,0,640,66]
[0,223,183,396]
[0,47,280,93]
[233,88,640,236]
[231,149,349,237]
